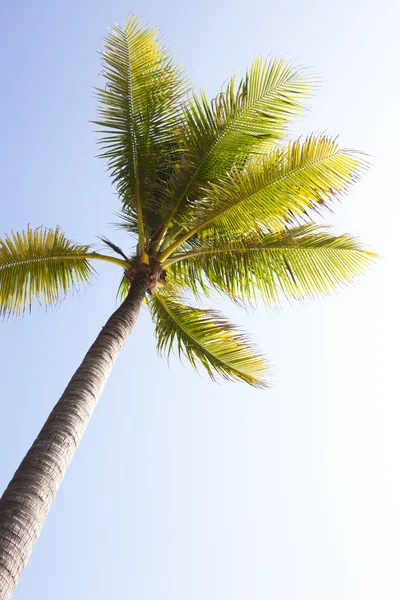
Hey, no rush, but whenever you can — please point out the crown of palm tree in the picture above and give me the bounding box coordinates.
[0,16,374,388]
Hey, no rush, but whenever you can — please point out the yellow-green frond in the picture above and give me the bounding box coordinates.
[94,15,189,252]
[0,226,94,318]
[116,272,131,303]
[166,225,375,304]
[159,135,365,260]
[149,291,267,387]
[187,57,311,177]
[161,57,312,227]
[198,135,363,234]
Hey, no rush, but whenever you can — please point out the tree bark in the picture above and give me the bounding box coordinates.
[0,272,150,599]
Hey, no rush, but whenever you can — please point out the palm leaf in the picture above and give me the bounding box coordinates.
[94,16,189,252]
[186,57,311,177]
[149,291,267,387]
[0,226,94,317]
[166,225,375,304]
[159,135,365,260]
[160,58,312,229]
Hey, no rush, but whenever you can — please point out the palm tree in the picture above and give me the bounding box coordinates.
[0,15,374,599]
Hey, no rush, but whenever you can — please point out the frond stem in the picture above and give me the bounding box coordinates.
[162,242,374,267]
[86,252,131,268]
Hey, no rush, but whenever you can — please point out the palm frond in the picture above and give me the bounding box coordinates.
[149,291,267,387]
[94,16,189,252]
[0,226,94,317]
[98,236,130,262]
[117,272,130,303]
[186,57,311,177]
[159,135,365,260]
[115,205,166,251]
[166,225,375,304]
[160,58,312,227]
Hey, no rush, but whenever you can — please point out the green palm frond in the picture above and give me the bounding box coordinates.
[117,272,131,303]
[198,134,364,232]
[166,225,375,304]
[159,135,365,261]
[149,291,267,387]
[185,57,311,177]
[159,58,311,230]
[94,16,189,254]
[0,226,94,317]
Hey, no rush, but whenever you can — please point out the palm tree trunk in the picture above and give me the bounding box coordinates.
[0,272,150,599]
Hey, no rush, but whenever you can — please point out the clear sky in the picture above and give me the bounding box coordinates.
[0,0,399,598]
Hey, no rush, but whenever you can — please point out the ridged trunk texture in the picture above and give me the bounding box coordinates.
[0,272,150,599]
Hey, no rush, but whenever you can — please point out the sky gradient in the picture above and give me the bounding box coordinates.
[1,0,399,598]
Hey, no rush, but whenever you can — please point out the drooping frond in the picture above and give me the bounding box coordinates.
[166,225,375,304]
[94,16,189,252]
[117,272,130,303]
[149,291,267,387]
[98,236,131,262]
[160,58,312,227]
[0,226,94,317]
[159,135,365,260]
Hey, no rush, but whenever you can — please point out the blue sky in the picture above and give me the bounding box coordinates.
[0,0,399,598]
